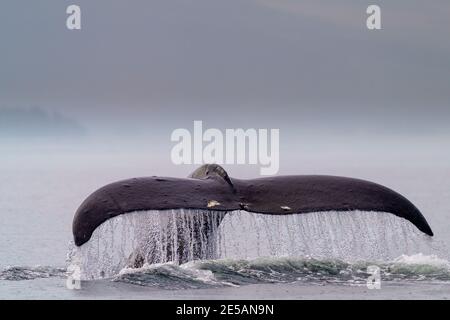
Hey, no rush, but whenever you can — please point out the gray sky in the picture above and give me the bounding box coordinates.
[1,0,449,140]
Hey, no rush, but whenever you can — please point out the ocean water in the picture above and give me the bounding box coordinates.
[1,154,450,299]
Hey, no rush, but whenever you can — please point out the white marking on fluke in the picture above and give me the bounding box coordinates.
[207,200,221,208]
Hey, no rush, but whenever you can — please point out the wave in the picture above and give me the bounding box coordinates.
[0,266,66,281]
[2,253,449,289]
[114,254,450,289]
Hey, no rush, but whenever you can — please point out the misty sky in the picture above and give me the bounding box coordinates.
[1,0,449,144]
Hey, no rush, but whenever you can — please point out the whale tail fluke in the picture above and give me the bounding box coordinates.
[73,165,434,249]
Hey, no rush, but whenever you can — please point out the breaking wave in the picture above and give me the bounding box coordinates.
[114,254,450,289]
[3,254,450,289]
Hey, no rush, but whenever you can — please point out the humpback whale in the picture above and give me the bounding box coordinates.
[73,164,433,253]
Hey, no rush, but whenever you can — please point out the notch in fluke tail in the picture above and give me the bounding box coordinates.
[189,164,236,192]
[72,164,433,247]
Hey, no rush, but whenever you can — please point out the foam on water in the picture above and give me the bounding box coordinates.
[67,209,449,282]
[114,255,450,288]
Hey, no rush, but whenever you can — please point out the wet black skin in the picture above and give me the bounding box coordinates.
[73,164,433,248]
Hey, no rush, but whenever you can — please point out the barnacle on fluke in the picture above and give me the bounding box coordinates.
[73,164,433,247]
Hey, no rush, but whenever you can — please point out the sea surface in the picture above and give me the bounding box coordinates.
[1,153,450,299]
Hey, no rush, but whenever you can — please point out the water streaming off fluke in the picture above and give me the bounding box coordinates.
[68,209,446,281]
